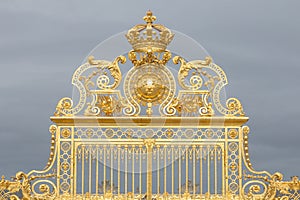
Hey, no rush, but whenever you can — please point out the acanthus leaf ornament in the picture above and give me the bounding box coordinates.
[173,56,245,116]
[0,171,57,200]
[54,55,125,117]
[173,55,212,91]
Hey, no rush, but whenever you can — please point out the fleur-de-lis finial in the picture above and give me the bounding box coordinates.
[143,10,156,25]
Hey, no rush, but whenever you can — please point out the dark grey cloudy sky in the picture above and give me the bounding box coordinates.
[0,0,299,179]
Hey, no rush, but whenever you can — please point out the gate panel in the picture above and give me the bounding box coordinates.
[74,140,224,199]
[152,142,224,199]
[74,141,147,198]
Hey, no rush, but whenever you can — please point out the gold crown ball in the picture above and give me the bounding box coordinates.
[126,11,174,52]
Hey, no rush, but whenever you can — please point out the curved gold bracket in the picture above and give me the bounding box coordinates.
[173,56,212,91]
[54,56,125,116]
[173,56,245,116]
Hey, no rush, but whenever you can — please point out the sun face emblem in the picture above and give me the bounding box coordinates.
[136,74,165,103]
[123,62,176,116]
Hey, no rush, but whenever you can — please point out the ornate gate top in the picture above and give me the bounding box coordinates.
[0,11,299,200]
[53,11,244,120]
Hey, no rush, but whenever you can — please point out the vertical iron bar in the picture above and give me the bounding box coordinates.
[74,145,77,197]
[118,146,121,196]
[222,147,225,195]
[104,145,106,194]
[125,146,128,195]
[164,145,167,194]
[157,146,160,194]
[81,145,84,194]
[89,145,92,194]
[193,146,196,197]
[111,146,113,194]
[146,141,153,200]
[185,146,188,194]
[132,146,135,195]
[171,146,174,196]
[200,145,203,196]
[179,146,181,195]
[96,146,99,195]
[214,146,217,195]
[139,146,142,196]
[207,146,210,195]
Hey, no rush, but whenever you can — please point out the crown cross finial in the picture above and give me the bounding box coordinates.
[126,10,174,52]
[143,10,156,25]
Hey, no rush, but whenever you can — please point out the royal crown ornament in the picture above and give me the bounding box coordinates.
[125,10,174,52]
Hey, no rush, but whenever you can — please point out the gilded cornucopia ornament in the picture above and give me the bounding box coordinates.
[0,11,298,200]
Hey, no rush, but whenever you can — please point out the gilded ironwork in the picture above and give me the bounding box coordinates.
[51,10,245,118]
[0,11,299,200]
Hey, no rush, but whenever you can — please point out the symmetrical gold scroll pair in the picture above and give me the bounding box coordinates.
[54,54,245,117]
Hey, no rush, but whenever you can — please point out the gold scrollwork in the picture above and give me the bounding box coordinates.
[242,172,300,200]
[173,56,212,90]
[172,56,246,116]
[264,173,300,200]
[190,59,245,116]
[88,55,125,90]
[54,56,125,117]
[54,97,73,117]
[0,172,30,200]
[242,180,269,200]
[85,94,123,116]
[0,171,56,200]
[31,180,57,200]
[43,125,57,170]
[173,91,214,116]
